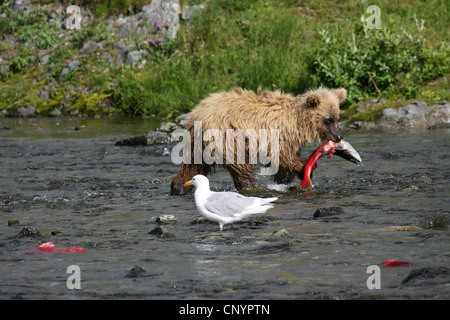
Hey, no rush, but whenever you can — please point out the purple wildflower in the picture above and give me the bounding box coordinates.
[149,36,164,46]
[155,23,163,29]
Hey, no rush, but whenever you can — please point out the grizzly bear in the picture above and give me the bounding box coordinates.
[170,87,347,195]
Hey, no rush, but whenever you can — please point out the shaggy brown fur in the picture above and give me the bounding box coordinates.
[171,87,347,195]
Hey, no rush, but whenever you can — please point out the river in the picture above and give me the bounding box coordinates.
[0,117,449,299]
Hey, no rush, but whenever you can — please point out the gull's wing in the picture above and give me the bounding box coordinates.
[204,192,277,217]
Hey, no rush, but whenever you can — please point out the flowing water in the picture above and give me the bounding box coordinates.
[0,117,449,300]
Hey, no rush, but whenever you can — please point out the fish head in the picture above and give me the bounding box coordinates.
[334,140,363,165]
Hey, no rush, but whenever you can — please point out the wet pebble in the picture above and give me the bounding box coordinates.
[149,214,177,225]
[148,226,175,238]
[125,266,148,278]
[7,219,20,226]
[401,267,450,285]
[421,212,448,230]
[313,207,345,218]
[13,226,41,238]
[190,217,216,226]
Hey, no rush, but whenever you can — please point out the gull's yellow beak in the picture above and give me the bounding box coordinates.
[184,181,192,187]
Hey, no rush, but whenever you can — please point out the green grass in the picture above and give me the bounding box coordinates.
[0,0,448,118]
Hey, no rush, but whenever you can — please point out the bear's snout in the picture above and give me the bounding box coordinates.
[327,125,343,143]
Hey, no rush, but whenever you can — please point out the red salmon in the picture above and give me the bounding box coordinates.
[19,242,85,254]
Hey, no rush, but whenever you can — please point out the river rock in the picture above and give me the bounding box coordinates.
[401,267,450,285]
[148,225,174,238]
[125,266,148,278]
[149,214,177,224]
[421,212,448,230]
[376,101,450,129]
[16,105,36,117]
[313,207,345,218]
[14,226,41,237]
[8,219,20,226]
[397,101,432,127]
[115,130,172,146]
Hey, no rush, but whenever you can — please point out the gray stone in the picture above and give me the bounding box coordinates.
[115,130,172,146]
[421,212,448,230]
[67,60,81,70]
[382,107,398,117]
[79,40,104,56]
[59,67,70,79]
[426,102,450,128]
[142,0,181,39]
[116,48,128,66]
[148,226,174,238]
[150,214,177,224]
[125,50,148,67]
[39,54,51,65]
[115,39,127,50]
[39,91,49,100]
[125,266,148,278]
[157,121,178,132]
[14,226,41,237]
[117,23,129,37]
[50,108,62,117]
[17,105,36,117]
[397,101,432,127]
[182,4,205,20]
[313,207,345,218]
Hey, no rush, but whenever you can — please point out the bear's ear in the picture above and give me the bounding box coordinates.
[306,94,320,108]
[333,88,347,104]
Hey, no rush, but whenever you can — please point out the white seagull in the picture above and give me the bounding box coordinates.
[184,175,278,231]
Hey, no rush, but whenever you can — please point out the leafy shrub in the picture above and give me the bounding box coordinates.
[306,17,450,105]
[11,56,29,73]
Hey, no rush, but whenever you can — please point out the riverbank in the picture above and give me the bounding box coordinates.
[1,1,449,120]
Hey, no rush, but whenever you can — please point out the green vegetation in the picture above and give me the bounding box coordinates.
[0,0,448,119]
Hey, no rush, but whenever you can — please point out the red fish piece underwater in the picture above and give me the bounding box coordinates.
[382,260,415,267]
[19,242,85,254]
[300,139,363,189]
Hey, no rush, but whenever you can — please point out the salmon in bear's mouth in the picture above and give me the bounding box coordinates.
[300,140,362,189]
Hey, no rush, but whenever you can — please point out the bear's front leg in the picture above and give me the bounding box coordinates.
[170,163,211,195]
[274,156,307,184]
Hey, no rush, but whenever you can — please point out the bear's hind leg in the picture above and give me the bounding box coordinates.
[224,164,257,190]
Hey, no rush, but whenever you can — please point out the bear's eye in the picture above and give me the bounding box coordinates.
[324,118,334,126]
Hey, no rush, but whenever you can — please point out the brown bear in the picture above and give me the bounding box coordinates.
[170,87,346,195]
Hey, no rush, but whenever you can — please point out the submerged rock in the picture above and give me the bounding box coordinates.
[7,219,20,226]
[125,266,148,278]
[313,207,345,218]
[115,130,172,146]
[421,212,448,230]
[148,226,174,238]
[149,214,177,224]
[401,267,450,285]
[12,226,42,238]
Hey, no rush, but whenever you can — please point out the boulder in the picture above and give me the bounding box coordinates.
[141,0,181,39]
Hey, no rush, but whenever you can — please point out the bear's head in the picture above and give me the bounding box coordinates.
[303,88,347,143]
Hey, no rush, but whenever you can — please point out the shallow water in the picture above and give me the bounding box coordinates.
[0,117,449,300]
